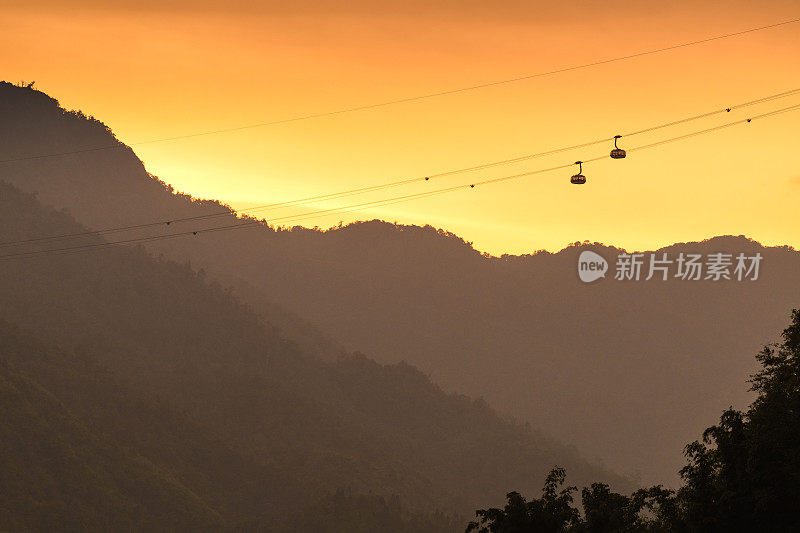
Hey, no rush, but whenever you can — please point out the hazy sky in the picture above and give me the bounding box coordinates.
[3,1,799,255]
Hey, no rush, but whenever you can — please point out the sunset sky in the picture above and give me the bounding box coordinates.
[3,1,799,255]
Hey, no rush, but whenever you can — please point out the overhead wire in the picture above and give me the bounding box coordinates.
[1,101,798,261]
[0,16,798,167]
[2,87,799,250]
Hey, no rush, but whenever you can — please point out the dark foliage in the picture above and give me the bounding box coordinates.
[466,467,579,533]
[467,309,800,531]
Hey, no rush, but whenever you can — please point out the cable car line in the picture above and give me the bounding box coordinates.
[0,165,574,261]
[1,87,798,250]
[571,103,800,184]
[622,87,800,136]
[1,101,798,261]
[0,17,798,167]
[628,102,800,152]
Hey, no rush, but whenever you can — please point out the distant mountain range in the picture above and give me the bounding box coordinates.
[0,82,630,530]
[2,80,798,492]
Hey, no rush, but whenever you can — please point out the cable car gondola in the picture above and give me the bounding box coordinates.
[570,161,586,184]
[610,135,626,159]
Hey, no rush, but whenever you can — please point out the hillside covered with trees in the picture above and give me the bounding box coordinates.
[3,81,799,530]
[0,180,624,529]
[2,81,799,483]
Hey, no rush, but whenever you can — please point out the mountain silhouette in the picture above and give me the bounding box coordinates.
[2,81,799,486]
[0,176,626,528]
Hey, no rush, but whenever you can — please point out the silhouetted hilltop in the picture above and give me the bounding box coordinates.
[3,81,799,484]
[0,179,627,529]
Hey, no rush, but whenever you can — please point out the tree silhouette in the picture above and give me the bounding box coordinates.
[579,483,642,532]
[674,308,800,530]
[466,466,579,532]
[466,309,800,531]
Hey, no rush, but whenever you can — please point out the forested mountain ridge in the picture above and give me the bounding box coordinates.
[0,179,626,529]
[0,318,462,532]
[3,81,799,483]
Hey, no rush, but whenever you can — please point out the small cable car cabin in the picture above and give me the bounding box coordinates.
[610,135,626,159]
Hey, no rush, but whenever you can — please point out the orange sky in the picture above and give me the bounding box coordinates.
[2,1,799,255]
